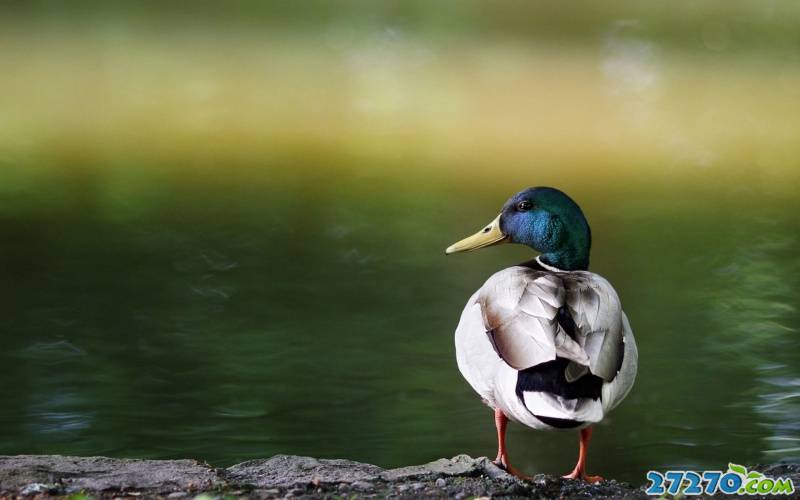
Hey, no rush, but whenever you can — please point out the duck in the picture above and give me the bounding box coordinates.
[445,186,638,482]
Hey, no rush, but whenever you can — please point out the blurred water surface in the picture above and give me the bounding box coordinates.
[1,171,797,482]
[0,0,798,484]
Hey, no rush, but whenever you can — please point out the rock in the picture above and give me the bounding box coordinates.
[481,459,513,480]
[0,454,796,499]
[351,480,372,490]
[0,455,220,494]
[20,482,52,495]
[224,454,383,488]
[382,454,502,481]
[753,463,800,480]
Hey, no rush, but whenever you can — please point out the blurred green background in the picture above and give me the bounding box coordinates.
[0,1,798,483]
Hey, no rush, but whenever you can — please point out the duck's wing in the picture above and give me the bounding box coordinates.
[477,266,591,371]
[478,266,632,422]
[561,271,626,382]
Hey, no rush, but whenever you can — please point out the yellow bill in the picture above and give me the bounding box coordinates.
[445,214,508,254]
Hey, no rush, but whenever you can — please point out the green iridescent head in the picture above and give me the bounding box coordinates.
[446,187,592,271]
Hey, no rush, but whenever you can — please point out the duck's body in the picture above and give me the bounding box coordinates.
[446,187,638,481]
[455,259,637,430]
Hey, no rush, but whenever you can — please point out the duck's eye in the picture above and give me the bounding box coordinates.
[517,201,533,211]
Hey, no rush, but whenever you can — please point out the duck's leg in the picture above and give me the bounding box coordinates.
[492,408,526,479]
[562,427,603,483]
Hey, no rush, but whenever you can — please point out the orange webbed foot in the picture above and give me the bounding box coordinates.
[562,468,604,483]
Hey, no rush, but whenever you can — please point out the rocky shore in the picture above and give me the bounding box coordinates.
[0,454,797,499]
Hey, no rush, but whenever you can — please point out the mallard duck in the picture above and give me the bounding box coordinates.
[446,187,637,482]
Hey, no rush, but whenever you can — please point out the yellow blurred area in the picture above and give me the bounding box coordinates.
[0,16,798,196]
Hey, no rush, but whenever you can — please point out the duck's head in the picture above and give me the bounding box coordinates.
[445,187,591,271]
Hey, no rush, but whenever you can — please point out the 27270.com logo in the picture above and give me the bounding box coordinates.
[645,463,795,496]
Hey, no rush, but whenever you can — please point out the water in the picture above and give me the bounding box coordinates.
[0,167,797,484]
